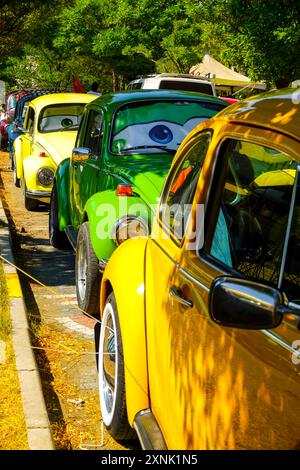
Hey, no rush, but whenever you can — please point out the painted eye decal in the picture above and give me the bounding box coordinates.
[149,125,173,144]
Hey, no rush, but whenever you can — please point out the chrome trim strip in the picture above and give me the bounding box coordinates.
[86,163,101,171]
[133,409,167,450]
[262,329,299,355]
[151,238,210,292]
[288,301,300,311]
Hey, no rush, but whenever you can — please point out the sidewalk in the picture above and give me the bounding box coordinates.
[0,198,54,450]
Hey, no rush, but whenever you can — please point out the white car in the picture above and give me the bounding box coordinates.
[127,73,216,96]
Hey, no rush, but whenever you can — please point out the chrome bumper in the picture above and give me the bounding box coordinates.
[134,409,167,450]
[99,258,108,273]
[26,189,52,199]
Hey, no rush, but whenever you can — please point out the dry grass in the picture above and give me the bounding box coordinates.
[30,322,105,450]
[0,263,28,450]
[0,262,11,341]
[30,322,129,450]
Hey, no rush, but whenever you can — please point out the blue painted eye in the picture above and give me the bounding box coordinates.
[149,125,173,144]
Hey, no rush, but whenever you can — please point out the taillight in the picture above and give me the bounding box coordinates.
[39,152,46,157]
[116,185,133,196]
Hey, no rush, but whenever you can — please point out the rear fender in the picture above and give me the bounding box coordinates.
[100,237,149,425]
[85,190,150,261]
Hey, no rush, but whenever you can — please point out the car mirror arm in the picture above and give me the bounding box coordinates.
[278,303,300,318]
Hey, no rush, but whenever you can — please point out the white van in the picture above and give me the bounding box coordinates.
[127,73,216,96]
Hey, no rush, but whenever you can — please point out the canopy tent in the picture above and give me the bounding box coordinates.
[190,54,265,91]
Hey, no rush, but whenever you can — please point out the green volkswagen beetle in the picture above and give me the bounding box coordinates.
[49,90,227,315]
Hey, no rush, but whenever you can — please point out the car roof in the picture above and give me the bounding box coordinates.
[17,91,48,105]
[88,89,225,109]
[217,88,300,142]
[29,93,96,111]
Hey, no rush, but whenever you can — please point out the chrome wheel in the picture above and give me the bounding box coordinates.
[98,301,118,426]
[77,236,88,301]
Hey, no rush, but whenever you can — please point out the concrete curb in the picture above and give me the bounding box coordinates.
[0,200,54,450]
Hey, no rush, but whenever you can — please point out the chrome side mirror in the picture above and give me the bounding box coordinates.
[209,277,285,329]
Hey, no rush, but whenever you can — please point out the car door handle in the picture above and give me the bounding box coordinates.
[169,287,193,308]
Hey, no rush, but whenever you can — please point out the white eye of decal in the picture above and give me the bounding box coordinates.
[112,117,210,152]
[184,117,208,133]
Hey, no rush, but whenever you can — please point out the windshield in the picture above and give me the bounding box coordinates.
[111,100,224,154]
[159,80,214,95]
[38,103,85,133]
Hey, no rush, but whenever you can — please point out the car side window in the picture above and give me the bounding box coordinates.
[83,110,104,155]
[160,132,211,243]
[25,107,35,133]
[281,172,300,304]
[207,139,297,288]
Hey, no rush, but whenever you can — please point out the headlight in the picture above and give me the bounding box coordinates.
[112,215,149,246]
[37,167,55,187]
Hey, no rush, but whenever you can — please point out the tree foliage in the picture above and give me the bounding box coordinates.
[203,0,300,86]
[0,0,299,92]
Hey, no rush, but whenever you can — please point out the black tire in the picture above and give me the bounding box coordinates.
[23,180,39,211]
[98,292,136,441]
[13,156,20,187]
[75,221,101,316]
[10,151,14,170]
[49,182,70,249]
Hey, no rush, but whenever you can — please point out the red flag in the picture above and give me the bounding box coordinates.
[72,75,85,93]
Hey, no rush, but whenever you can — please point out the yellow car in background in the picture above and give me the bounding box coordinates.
[98,88,300,449]
[13,93,97,210]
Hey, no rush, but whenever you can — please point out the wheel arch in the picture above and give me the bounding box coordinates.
[100,237,150,425]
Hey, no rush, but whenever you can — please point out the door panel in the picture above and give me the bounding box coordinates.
[146,242,300,449]
[70,109,104,229]
[145,131,300,449]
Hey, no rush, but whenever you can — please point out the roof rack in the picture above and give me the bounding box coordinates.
[7,86,74,96]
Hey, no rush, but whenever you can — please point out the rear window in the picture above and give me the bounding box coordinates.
[128,82,143,90]
[159,80,214,96]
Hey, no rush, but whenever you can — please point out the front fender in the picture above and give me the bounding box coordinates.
[55,158,71,230]
[85,191,151,261]
[13,136,23,180]
[100,237,149,425]
[22,155,56,192]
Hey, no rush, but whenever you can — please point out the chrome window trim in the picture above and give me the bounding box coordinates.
[178,266,210,293]
[158,129,213,248]
[278,165,299,288]
[262,329,299,354]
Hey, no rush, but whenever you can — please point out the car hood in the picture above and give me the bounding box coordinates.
[110,154,174,209]
[36,131,77,165]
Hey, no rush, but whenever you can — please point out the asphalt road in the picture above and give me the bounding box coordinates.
[0,151,128,450]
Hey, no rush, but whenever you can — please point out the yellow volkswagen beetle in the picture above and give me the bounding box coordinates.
[13,93,97,210]
[98,88,300,449]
